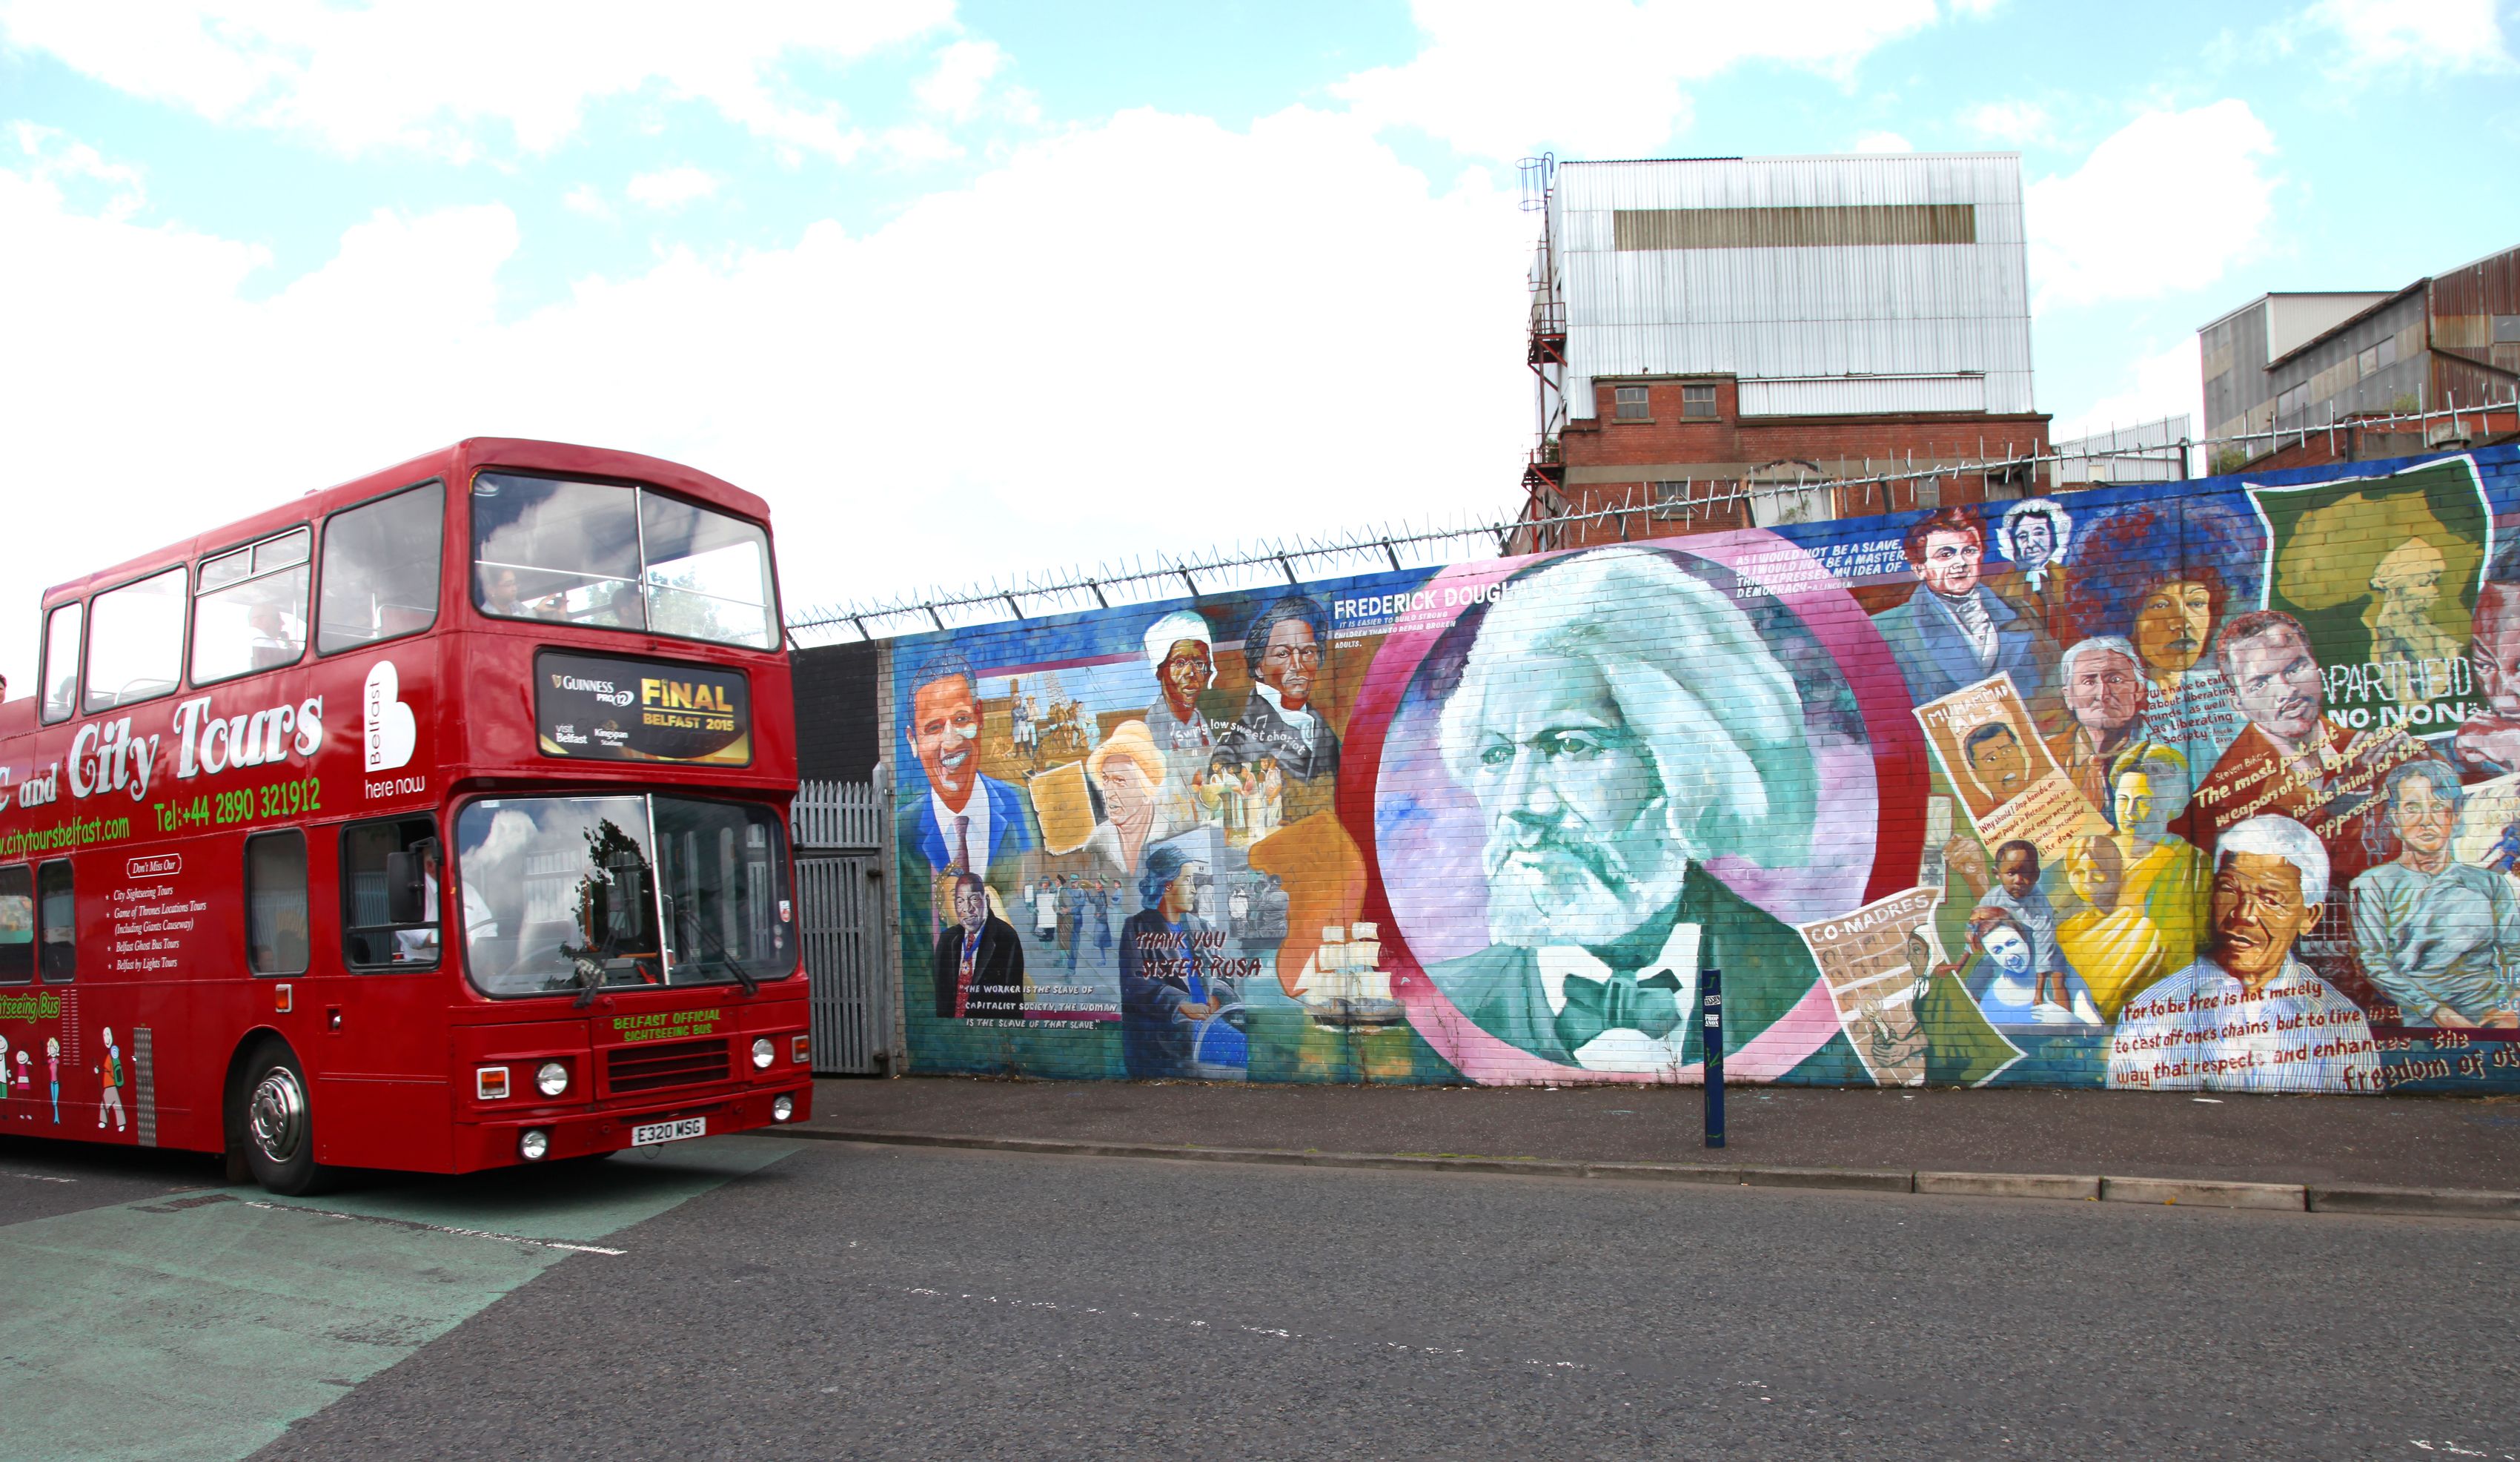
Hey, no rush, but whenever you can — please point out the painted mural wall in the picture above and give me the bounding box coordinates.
[886,446,2520,1093]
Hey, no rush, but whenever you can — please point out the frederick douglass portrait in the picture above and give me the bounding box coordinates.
[1422,548,1856,1077]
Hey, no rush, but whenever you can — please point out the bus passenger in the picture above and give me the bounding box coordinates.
[248,603,303,669]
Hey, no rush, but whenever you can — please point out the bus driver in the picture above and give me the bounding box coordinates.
[397,841,502,962]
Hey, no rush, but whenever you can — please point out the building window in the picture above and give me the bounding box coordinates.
[1613,386,1650,420]
[1681,384,1717,419]
[2275,383,2308,418]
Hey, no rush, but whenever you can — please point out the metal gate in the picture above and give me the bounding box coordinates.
[792,781,886,1075]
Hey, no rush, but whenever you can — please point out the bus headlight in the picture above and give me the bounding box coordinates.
[520,1128,551,1162]
[752,1036,775,1070]
[535,1062,569,1098]
[772,1094,795,1122]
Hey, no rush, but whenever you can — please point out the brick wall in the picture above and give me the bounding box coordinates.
[873,444,2520,1093]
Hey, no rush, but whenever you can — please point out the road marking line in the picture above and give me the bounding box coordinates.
[237,1200,628,1256]
[0,1169,79,1184]
[898,1286,1583,1370]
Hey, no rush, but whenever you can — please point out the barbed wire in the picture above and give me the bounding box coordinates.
[786,392,2515,647]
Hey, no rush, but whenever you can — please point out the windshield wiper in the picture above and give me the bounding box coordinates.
[672,899,758,996]
[563,942,611,1009]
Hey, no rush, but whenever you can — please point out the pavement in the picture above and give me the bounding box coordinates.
[5,1105,2519,1458]
[258,1140,2520,1461]
[794,1074,2520,1198]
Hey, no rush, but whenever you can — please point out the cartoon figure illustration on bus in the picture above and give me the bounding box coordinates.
[96,1028,126,1133]
[45,1036,61,1124]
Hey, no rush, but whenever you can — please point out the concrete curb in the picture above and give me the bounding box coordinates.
[2100,1176,2304,1211]
[774,1126,2520,1220]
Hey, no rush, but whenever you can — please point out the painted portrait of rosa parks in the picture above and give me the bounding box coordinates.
[1373,544,1882,1079]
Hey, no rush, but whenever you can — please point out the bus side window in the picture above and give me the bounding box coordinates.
[194,528,312,685]
[84,566,188,715]
[318,482,445,655]
[40,600,82,726]
[245,832,311,976]
[0,867,32,983]
[36,861,73,983]
[342,818,440,968]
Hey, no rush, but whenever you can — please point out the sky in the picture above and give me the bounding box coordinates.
[2,0,2516,686]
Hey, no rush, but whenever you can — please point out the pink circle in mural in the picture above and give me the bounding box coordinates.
[1340,537,1914,1085]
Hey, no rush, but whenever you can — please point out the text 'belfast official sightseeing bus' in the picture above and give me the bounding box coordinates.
[0,439,811,1193]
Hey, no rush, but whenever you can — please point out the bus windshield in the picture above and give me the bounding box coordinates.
[455,794,792,997]
[470,472,777,649]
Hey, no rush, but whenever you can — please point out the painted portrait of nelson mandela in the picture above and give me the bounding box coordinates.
[1419,547,1867,1079]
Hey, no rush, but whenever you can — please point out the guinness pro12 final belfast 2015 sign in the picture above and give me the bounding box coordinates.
[535,651,751,765]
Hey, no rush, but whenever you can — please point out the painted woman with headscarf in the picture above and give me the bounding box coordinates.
[1118,845,1227,1079]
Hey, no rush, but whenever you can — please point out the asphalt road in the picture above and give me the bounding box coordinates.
[6,1134,2519,1461]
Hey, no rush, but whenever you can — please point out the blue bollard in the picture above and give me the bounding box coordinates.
[1702,965,1725,1149]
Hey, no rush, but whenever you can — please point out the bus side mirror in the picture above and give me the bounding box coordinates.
[385,851,426,925]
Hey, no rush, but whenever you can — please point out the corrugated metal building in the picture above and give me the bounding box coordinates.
[1518,153,2052,548]
[1552,153,2035,422]
[2201,243,2520,460]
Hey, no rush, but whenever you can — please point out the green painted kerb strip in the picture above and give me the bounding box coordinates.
[0,1136,794,1462]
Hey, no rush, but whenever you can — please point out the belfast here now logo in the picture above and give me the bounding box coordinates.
[364,660,417,773]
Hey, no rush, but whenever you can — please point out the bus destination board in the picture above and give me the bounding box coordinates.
[535,651,752,766]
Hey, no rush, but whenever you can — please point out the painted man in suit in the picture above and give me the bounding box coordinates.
[899,650,1037,939]
[1871,506,2058,710]
[1221,594,1340,785]
[1991,497,2074,643]
[1424,547,1862,1079]
[934,874,1026,1019]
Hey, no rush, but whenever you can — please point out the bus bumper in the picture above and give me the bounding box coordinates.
[454,1082,815,1171]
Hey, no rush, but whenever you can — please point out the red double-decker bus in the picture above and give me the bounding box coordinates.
[0,439,812,1194]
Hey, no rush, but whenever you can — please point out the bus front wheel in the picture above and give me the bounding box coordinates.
[232,1041,330,1197]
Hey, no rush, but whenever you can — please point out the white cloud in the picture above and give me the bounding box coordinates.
[0,110,1533,687]
[2294,0,2515,81]
[2024,100,2278,311]
[0,0,953,158]
[2049,335,2204,447]
[1959,99,2049,144]
[561,182,613,221]
[915,39,1004,121]
[624,165,717,210]
[8,120,147,219]
[1854,130,1914,152]
[1331,0,1947,160]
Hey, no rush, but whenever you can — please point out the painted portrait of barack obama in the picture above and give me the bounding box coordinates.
[1380,546,1874,1082]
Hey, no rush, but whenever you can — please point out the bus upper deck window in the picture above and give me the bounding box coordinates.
[318,482,444,655]
[193,527,311,685]
[471,472,775,649]
[39,601,81,725]
[471,475,643,631]
[36,861,73,983]
[0,867,32,984]
[639,492,775,649]
[84,566,187,715]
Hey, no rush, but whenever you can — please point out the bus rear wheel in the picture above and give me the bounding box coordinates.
[233,1041,330,1197]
